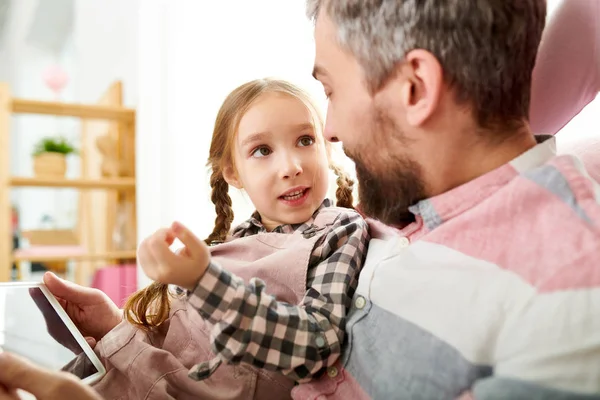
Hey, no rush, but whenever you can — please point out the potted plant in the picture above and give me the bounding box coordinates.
[32,136,77,178]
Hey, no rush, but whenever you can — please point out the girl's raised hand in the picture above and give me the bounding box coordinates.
[138,221,211,290]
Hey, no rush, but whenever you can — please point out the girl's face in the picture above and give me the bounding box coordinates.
[224,92,330,231]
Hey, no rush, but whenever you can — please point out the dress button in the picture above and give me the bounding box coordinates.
[354,296,366,309]
[327,366,339,378]
[398,237,410,248]
[315,336,326,348]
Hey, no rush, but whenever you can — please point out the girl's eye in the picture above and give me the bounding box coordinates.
[298,136,315,147]
[251,146,271,158]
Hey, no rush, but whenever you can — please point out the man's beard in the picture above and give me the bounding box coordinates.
[345,110,426,227]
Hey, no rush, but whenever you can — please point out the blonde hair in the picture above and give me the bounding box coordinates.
[124,78,354,330]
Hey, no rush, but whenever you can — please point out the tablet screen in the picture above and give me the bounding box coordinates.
[0,285,99,380]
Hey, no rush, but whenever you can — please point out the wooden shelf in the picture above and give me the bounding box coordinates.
[12,250,137,263]
[9,177,136,190]
[0,81,138,284]
[11,99,135,122]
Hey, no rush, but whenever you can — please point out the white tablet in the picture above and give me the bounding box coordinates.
[0,282,106,385]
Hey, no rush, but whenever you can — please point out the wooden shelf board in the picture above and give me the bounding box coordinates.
[12,250,137,263]
[9,177,136,190]
[11,99,135,122]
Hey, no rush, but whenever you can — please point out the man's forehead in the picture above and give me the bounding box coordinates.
[313,6,336,44]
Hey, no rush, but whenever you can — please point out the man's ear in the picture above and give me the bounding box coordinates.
[222,165,243,189]
[402,49,443,127]
[378,49,443,127]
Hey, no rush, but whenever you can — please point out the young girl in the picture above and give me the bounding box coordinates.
[85,78,369,400]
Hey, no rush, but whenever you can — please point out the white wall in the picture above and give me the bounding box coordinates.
[71,0,139,107]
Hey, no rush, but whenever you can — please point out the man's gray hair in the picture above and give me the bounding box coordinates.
[307,0,546,129]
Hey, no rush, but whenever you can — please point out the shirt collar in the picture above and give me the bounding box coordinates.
[232,198,333,237]
[408,135,556,231]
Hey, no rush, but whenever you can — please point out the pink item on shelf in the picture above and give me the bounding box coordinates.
[42,64,69,95]
[91,264,137,308]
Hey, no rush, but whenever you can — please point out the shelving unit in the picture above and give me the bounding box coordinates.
[11,99,135,121]
[9,177,136,190]
[12,250,137,263]
[0,81,137,284]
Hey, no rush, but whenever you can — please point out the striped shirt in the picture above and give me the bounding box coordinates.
[187,199,370,381]
[293,136,600,399]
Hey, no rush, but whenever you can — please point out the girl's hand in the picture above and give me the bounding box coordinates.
[138,221,210,291]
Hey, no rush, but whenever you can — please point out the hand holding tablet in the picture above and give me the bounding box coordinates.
[40,272,123,347]
[0,282,106,384]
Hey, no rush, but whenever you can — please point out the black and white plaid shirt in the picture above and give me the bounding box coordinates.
[187,199,369,382]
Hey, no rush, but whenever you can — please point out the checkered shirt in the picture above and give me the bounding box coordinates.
[186,199,369,382]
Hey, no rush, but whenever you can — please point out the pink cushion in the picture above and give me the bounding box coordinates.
[91,264,137,308]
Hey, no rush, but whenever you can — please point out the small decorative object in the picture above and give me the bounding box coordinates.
[42,65,69,98]
[32,136,77,178]
[96,134,129,177]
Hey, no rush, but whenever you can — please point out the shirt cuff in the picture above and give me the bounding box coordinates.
[186,261,240,324]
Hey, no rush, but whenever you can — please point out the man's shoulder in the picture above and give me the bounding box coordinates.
[495,153,600,285]
[520,153,600,232]
[417,153,600,289]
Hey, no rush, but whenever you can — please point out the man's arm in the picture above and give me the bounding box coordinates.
[187,212,369,382]
[530,0,600,135]
[463,247,600,399]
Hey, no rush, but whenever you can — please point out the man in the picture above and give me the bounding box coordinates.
[2,1,599,399]
[293,1,599,399]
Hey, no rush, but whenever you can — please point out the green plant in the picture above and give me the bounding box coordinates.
[32,136,77,156]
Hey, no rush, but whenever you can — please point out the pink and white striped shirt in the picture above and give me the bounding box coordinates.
[292,136,600,399]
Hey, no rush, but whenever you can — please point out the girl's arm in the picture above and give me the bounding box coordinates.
[529,0,600,135]
[186,210,369,382]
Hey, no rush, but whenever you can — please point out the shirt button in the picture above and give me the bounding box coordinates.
[398,237,410,248]
[315,336,326,348]
[327,366,339,378]
[354,296,366,309]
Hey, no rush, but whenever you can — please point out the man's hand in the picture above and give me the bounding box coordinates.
[42,273,123,348]
[138,221,210,291]
[0,351,102,400]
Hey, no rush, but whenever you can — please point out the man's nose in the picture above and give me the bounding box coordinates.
[324,113,340,143]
